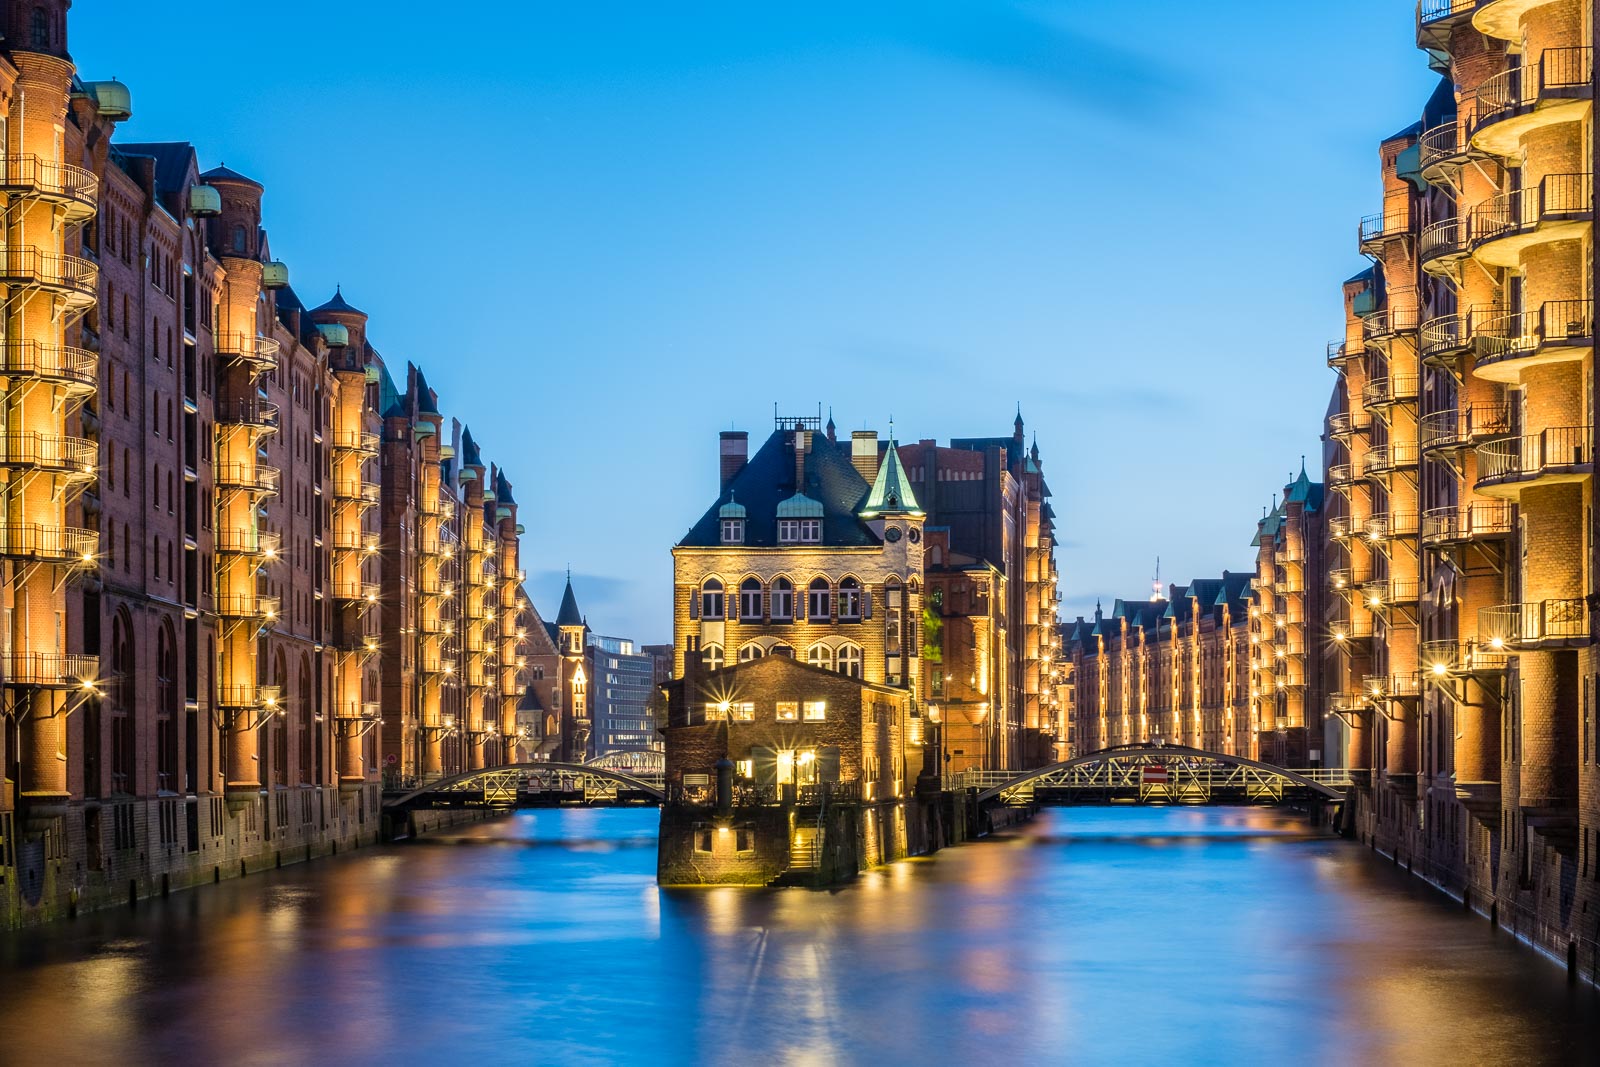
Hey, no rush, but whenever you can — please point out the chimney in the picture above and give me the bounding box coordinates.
[719,431,748,490]
[852,430,879,482]
[793,429,809,492]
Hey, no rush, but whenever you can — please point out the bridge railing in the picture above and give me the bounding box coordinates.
[945,764,1354,794]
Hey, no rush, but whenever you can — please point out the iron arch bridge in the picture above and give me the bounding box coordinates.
[385,762,666,812]
[951,744,1350,807]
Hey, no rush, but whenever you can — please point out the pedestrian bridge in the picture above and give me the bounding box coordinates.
[385,760,666,812]
[945,744,1350,807]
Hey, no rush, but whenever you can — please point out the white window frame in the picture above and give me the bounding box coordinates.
[721,519,744,544]
[837,644,863,679]
[803,700,827,721]
[776,701,799,722]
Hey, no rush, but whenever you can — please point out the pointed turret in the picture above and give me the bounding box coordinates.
[556,575,583,628]
[859,439,923,518]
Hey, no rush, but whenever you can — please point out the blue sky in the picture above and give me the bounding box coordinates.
[72,1,1438,644]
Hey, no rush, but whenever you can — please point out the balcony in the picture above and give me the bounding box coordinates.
[1469,173,1592,268]
[0,432,96,476]
[1364,673,1423,700]
[420,654,458,676]
[1479,599,1589,650]
[333,481,381,508]
[1360,576,1420,611]
[1364,511,1420,541]
[1472,300,1593,383]
[1475,426,1592,497]
[0,247,97,310]
[334,580,381,606]
[216,398,280,433]
[1362,441,1420,478]
[0,522,96,565]
[1359,198,1416,255]
[0,340,96,394]
[0,651,99,689]
[215,462,281,495]
[1420,404,1510,453]
[1419,217,1470,276]
[216,684,283,710]
[1328,516,1361,541]
[1421,313,1470,364]
[1329,616,1376,645]
[0,155,98,222]
[1361,374,1420,409]
[1329,566,1372,594]
[215,334,280,373]
[332,430,380,456]
[335,701,382,722]
[1421,501,1514,546]
[215,593,280,622]
[1421,638,1509,677]
[1362,303,1422,346]
[1470,48,1593,157]
[214,528,282,558]
[1326,340,1364,369]
[1418,107,1487,183]
[1327,462,1359,493]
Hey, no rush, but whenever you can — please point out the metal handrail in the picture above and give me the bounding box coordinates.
[1417,0,1475,24]
[215,462,281,493]
[0,340,95,389]
[332,430,380,454]
[0,247,97,302]
[214,528,282,556]
[216,398,280,428]
[1362,375,1421,407]
[1477,425,1592,484]
[1420,404,1510,449]
[0,651,99,687]
[0,154,99,209]
[1480,599,1589,644]
[0,431,96,472]
[0,522,97,563]
[215,593,280,620]
[1419,216,1467,263]
[1362,441,1421,475]
[214,333,281,368]
[1359,197,1415,245]
[1421,501,1513,545]
[1364,511,1420,539]
[1470,172,1593,249]
[334,581,381,603]
[216,684,284,709]
[1473,47,1593,135]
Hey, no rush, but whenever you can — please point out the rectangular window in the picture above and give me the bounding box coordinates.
[772,585,793,621]
[740,586,762,620]
[735,759,753,778]
[721,519,743,544]
[809,586,831,621]
[779,519,822,544]
[701,589,724,620]
[732,701,755,721]
[803,700,827,722]
[776,701,799,722]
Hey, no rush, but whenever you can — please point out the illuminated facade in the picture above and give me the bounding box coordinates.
[0,0,540,926]
[1063,574,1253,758]
[1320,0,1600,976]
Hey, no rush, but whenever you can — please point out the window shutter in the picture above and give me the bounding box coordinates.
[862,592,872,619]
[690,590,700,620]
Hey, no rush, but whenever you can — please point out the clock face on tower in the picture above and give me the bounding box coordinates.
[884,526,902,543]
[908,528,921,543]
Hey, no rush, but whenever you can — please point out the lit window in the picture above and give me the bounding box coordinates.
[702,644,724,671]
[732,701,755,721]
[771,578,794,621]
[700,579,724,620]
[807,644,834,671]
[838,577,863,621]
[808,579,831,622]
[735,759,753,778]
[738,642,765,663]
[721,519,744,544]
[739,578,762,621]
[776,701,799,722]
[837,644,863,679]
[803,701,827,721]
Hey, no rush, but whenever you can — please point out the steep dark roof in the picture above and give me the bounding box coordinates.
[312,286,363,316]
[948,436,1022,467]
[495,471,515,505]
[413,368,439,415]
[113,141,195,197]
[678,430,878,548]
[555,578,583,627]
[460,427,483,467]
[199,163,262,188]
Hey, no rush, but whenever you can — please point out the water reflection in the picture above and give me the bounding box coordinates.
[0,806,1596,1065]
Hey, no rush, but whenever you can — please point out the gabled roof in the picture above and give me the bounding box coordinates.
[678,429,878,548]
[860,440,923,518]
[199,163,262,188]
[113,141,196,197]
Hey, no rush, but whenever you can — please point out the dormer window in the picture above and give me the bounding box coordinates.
[779,518,821,543]
[721,518,744,543]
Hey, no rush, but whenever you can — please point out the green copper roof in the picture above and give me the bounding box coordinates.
[776,492,824,518]
[859,441,923,518]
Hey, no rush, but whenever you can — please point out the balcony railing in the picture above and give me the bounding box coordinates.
[1361,576,1420,609]
[1419,216,1469,269]
[335,701,383,721]
[1421,501,1514,546]
[334,580,381,605]
[1421,638,1509,676]
[215,462,281,494]
[1361,375,1420,408]
[1359,197,1416,250]
[215,593,280,621]
[1479,599,1589,647]
[1468,173,1592,261]
[1420,313,1468,361]
[333,481,381,506]
[1364,512,1420,540]
[216,684,283,710]
[0,522,97,564]
[215,528,282,557]
[1362,441,1421,476]
[1326,340,1364,368]
[1329,566,1372,592]
[0,651,99,688]
[1420,404,1510,451]
[1476,426,1592,490]
[0,247,97,309]
[215,334,281,372]
[1364,673,1422,699]
[0,432,96,475]
[332,430,380,455]
[0,340,96,391]
[216,398,280,430]
[0,154,99,220]
[1474,299,1593,374]
[1330,615,1375,643]
[1472,47,1593,147]
[1362,303,1422,342]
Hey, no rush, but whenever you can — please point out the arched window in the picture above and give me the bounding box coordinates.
[702,644,724,671]
[771,578,794,622]
[837,643,864,679]
[738,642,765,663]
[929,545,943,566]
[232,224,247,254]
[272,650,288,787]
[700,579,724,620]
[739,578,763,621]
[30,8,48,50]
[838,577,862,621]
[808,578,831,622]
[299,655,314,785]
[807,644,834,671]
[110,611,134,795]
[156,624,177,792]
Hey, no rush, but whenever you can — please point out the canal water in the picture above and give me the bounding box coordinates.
[1,807,1596,1065]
